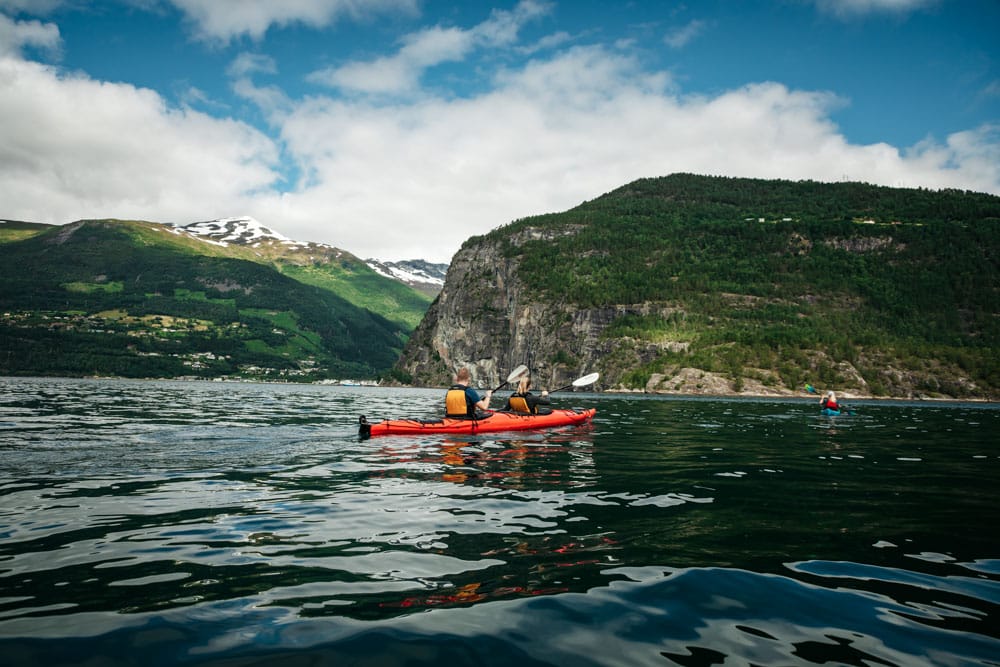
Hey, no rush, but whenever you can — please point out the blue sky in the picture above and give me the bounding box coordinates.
[1,0,997,262]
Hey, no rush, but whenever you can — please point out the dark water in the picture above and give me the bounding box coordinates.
[1,377,998,666]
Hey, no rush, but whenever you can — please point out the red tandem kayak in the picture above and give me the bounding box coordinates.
[359,408,596,437]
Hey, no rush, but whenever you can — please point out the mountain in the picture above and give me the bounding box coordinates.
[176,216,446,296]
[0,218,415,381]
[393,174,1000,400]
[365,258,448,297]
[180,216,301,246]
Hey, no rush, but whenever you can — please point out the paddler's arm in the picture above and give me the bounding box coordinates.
[475,390,493,411]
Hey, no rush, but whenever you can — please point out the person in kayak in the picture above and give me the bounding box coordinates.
[820,390,840,412]
[504,376,551,415]
[446,368,492,419]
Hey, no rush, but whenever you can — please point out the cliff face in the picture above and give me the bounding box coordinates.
[394,231,684,392]
[394,237,959,398]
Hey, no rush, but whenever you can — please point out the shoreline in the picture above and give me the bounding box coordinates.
[3,374,995,403]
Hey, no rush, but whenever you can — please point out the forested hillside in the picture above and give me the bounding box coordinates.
[398,174,1000,399]
[0,219,408,380]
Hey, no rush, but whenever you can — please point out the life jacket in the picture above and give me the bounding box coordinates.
[446,385,473,418]
[508,394,531,414]
[822,397,839,410]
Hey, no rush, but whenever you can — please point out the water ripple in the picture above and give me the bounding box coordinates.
[1,378,998,665]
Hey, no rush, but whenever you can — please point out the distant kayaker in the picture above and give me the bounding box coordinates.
[504,376,551,415]
[446,368,492,419]
[820,390,839,412]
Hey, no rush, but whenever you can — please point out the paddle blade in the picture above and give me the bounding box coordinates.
[805,384,817,394]
[506,364,529,384]
[572,372,600,388]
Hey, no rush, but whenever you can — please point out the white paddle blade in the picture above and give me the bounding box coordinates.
[572,372,600,388]
[506,364,529,383]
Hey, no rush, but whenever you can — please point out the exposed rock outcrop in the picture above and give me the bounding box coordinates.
[394,236,695,392]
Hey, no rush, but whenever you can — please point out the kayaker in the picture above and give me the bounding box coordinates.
[504,376,551,415]
[820,390,840,412]
[446,368,492,419]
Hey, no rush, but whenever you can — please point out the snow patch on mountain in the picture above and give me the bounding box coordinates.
[171,216,447,292]
[366,258,448,288]
[178,217,309,248]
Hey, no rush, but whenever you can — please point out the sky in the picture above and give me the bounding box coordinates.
[1,0,998,263]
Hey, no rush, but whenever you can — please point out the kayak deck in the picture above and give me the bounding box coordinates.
[359,408,596,437]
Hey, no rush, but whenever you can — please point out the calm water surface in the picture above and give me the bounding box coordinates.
[1,377,998,666]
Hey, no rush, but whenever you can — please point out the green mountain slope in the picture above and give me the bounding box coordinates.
[269,252,432,331]
[400,174,1000,399]
[0,219,408,380]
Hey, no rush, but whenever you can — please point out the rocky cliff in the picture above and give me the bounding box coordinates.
[394,226,707,394]
[393,175,1000,400]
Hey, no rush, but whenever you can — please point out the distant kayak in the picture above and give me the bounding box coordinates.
[821,407,852,416]
[359,408,596,437]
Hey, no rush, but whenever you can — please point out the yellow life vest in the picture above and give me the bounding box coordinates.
[446,386,472,418]
[507,395,531,414]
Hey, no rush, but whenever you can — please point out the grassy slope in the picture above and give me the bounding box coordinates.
[275,259,432,330]
[0,220,407,379]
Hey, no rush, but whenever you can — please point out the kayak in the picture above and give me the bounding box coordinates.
[359,408,596,437]
[821,407,852,416]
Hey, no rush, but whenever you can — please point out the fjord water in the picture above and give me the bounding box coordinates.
[1,377,998,666]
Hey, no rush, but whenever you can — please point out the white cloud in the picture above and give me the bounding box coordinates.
[167,0,419,42]
[309,25,475,95]
[812,0,938,18]
[227,52,277,78]
[0,0,65,14]
[308,0,551,95]
[261,46,1000,262]
[518,29,573,55]
[0,55,278,225]
[2,25,997,265]
[663,19,706,49]
[227,52,291,115]
[475,0,551,46]
[0,12,60,58]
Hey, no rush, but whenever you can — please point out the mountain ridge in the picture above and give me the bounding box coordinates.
[393,174,1000,400]
[0,217,421,380]
[3,216,449,297]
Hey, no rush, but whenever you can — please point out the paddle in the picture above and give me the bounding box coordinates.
[549,372,600,393]
[492,364,529,392]
[805,384,854,415]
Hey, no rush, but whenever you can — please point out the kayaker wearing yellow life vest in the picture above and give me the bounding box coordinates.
[445,368,492,419]
[504,376,551,415]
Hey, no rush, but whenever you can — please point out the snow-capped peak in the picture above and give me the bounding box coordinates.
[365,258,448,288]
[178,216,302,247]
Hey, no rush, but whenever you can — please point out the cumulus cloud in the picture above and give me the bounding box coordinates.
[0,55,278,224]
[167,0,420,42]
[663,19,706,49]
[308,0,551,95]
[1,6,996,264]
[260,45,1000,262]
[0,12,60,57]
[227,52,291,115]
[309,25,475,95]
